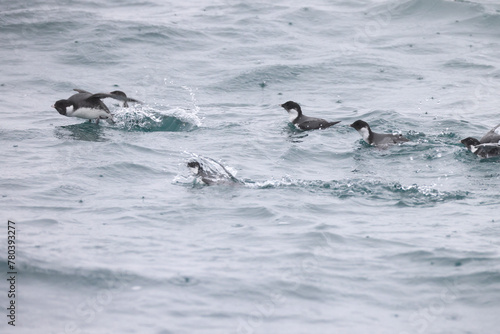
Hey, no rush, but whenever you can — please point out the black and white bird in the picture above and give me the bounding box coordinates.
[461,122,500,158]
[280,101,340,130]
[460,137,500,159]
[52,89,142,124]
[462,122,500,145]
[350,120,409,146]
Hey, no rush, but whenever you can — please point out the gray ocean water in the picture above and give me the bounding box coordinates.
[1,0,500,333]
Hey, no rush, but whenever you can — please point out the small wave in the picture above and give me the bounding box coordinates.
[444,58,494,70]
[3,259,140,289]
[111,105,200,132]
[388,0,485,21]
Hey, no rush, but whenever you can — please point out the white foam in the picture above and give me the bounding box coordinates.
[111,104,202,129]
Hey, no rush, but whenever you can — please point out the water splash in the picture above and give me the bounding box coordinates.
[248,177,468,205]
[173,153,244,186]
[111,105,201,132]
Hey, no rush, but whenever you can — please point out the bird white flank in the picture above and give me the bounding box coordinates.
[288,109,299,123]
[68,107,110,120]
[358,127,371,144]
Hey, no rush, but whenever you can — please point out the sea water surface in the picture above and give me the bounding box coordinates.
[1,0,500,333]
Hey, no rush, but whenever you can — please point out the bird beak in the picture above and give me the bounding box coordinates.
[51,105,55,108]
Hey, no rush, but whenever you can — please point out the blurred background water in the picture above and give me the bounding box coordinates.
[1,0,500,333]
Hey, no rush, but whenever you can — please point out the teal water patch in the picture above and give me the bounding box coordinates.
[54,123,108,142]
[478,155,500,163]
[112,106,200,132]
[282,124,310,142]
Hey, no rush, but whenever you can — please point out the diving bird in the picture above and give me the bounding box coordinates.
[52,89,142,124]
[461,137,500,159]
[280,101,340,130]
[462,122,500,145]
[461,122,500,158]
[350,120,409,146]
[187,159,242,186]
